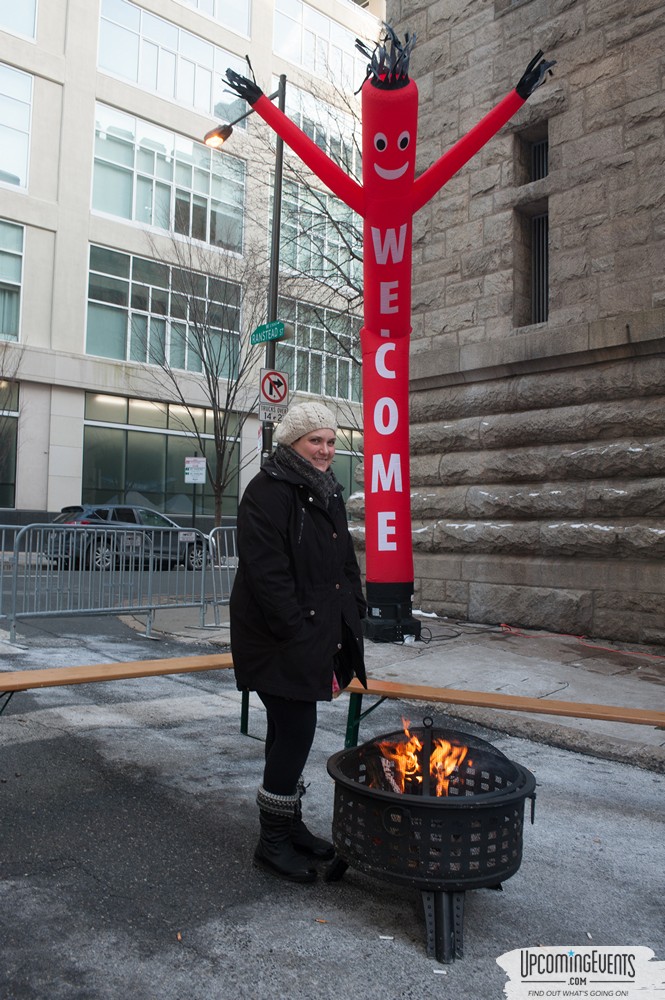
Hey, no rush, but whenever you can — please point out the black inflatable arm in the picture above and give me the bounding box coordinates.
[516,50,556,99]
[225,68,264,106]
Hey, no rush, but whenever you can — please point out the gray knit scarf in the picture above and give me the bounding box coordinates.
[274,444,339,508]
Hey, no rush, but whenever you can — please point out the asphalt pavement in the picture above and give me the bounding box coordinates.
[1,611,664,999]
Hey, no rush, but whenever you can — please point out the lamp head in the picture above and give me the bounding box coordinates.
[204,124,233,149]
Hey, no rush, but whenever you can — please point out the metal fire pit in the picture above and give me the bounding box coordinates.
[325,720,536,963]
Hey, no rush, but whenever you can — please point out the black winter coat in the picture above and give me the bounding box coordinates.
[229,454,367,701]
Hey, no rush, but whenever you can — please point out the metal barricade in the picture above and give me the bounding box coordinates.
[208,525,239,626]
[0,525,20,627]
[5,523,216,642]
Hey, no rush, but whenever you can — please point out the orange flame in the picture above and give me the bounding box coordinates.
[430,739,468,796]
[373,720,468,796]
[375,718,422,793]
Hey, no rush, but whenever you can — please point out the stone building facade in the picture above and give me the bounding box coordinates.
[386,0,665,643]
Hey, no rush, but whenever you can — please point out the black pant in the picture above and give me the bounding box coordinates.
[257,692,318,796]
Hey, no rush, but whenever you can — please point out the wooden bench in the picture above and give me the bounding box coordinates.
[3,658,663,749]
[342,677,665,747]
[0,653,234,716]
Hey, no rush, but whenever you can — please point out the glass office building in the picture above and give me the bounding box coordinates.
[0,0,380,519]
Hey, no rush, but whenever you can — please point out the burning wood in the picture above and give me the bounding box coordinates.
[373,719,469,796]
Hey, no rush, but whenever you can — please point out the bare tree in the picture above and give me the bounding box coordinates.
[245,75,366,435]
[132,234,270,525]
[255,79,363,296]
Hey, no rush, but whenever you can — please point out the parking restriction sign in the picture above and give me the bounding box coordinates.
[184,456,207,484]
[259,368,289,421]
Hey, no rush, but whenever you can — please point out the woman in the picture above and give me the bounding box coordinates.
[230,401,367,884]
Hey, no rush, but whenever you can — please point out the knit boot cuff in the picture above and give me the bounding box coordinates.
[257,785,299,816]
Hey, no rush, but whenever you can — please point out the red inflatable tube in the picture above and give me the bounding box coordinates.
[244,68,529,596]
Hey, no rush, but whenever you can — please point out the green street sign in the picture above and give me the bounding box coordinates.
[250,320,287,346]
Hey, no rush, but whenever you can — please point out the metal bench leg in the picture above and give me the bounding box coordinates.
[344,692,389,747]
[345,692,363,747]
[0,691,15,716]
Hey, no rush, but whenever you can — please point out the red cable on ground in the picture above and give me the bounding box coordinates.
[499,623,665,662]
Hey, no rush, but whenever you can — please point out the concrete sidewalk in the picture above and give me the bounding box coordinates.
[127,606,665,773]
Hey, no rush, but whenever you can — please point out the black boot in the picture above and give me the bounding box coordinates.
[254,787,317,884]
[291,778,335,861]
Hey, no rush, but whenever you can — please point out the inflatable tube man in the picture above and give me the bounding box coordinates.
[226,30,554,641]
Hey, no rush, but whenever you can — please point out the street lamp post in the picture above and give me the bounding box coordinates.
[205,74,287,462]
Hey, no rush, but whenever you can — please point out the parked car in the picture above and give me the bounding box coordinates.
[46,505,207,570]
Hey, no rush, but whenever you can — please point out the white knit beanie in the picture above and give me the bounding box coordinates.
[274,402,338,447]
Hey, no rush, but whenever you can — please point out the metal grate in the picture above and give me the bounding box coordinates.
[531,212,549,323]
[327,726,536,892]
[326,726,537,963]
[331,788,528,890]
[531,139,549,181]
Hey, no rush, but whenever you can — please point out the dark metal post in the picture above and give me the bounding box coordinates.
[191,450,197,531]
[261,74,286,463]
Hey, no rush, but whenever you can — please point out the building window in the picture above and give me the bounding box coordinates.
[0,378,19,507]
[530,138,548,181]
[86,245,241,376]
[531,212,549,323]
[280,178,360,288]
[274,0,370,89]
[284,83,360,177]
[514,129,549,326]
[98,0,247,122]
[275,298,361,402]
[515,126,549,185]
[93,104,245,251]
[176,0,250,37]
[0,1,36,39]
[514,202,549,326]
[82,392,239,517]
[0,63,32,188]
[331,425,363,508]
[0,220,23,341]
